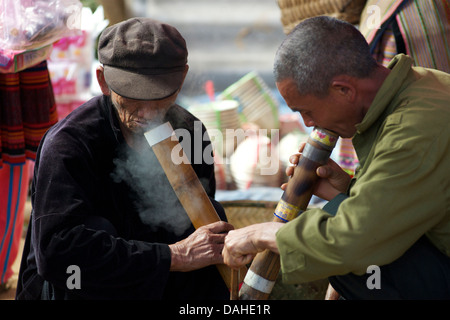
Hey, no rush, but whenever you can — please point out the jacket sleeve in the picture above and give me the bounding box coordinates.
[32,130,172,299]
[276,118,449,284]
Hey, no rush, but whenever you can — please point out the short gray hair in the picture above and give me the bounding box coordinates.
[274,16,378,97]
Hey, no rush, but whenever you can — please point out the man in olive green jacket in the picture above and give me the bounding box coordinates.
[223,16,450,299]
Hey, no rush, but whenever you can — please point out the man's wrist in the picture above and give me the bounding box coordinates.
[168,243,184,271]
[256,222,284,254]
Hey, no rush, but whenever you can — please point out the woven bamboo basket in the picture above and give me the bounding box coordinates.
[217,71,280,132]
[222,200,278,228]
[222,200,329,299]
[277,0,367,34]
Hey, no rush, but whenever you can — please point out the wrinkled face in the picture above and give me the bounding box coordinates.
[110,90,177,137]
[276,78,362,138]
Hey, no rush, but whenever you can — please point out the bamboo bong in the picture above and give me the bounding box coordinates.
[239,127,339,300]
[144,122,246,289]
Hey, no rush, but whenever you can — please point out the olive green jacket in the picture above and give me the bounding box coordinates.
[277,54,450,284]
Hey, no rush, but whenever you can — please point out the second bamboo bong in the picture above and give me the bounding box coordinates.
[239,127,339,300]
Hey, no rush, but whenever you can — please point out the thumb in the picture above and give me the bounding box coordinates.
[316,166,330,178]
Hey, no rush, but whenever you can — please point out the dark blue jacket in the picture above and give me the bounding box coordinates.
[16,95,228,300]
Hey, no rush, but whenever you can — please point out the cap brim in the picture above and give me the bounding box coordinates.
[103,65,184,100]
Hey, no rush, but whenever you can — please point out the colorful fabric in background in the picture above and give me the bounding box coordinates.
[0,162,30,285]
[360,0,450,72]
[0,60,58,167]
[338,138,359,177]
[1,60,57,287]
[371,25,398,67]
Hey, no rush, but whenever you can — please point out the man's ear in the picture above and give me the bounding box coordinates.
[330,76,356,103]
[178,64,189,89]
[96,65,111,96]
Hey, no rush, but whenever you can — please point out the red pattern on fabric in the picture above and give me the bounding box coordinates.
[0,61,58,167]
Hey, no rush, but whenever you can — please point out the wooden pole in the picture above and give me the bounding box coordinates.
[239,127,339,300]
[97,0,130,26]
[144,122,247,291]
[230,269,240,300]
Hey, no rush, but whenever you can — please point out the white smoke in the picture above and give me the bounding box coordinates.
[111,142,192,237]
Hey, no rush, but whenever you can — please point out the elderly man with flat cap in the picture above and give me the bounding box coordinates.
[16,18,232,300]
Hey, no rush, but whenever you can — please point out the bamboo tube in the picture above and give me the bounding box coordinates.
[239,127,339,300]
[230,269,240,300]
[144,122,247,290]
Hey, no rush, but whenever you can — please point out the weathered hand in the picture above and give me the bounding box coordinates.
[325,283,341,300]
[169,221,234,272]
[282,142,352,200]
[222,222,283,270]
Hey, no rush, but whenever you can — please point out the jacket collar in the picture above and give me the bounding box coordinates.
[355,54,413,135]
[101,94,126,145]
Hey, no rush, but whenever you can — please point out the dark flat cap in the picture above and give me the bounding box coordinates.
[98,17,188,100]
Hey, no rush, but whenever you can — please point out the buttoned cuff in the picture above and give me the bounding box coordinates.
[322,193,348,216]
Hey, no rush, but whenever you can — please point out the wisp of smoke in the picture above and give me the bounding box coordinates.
[111,136,191,237]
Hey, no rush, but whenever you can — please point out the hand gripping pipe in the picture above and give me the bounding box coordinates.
[239,127,339,300]
[144,122,247,290]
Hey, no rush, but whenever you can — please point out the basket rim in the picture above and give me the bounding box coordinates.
[220,200,278,208]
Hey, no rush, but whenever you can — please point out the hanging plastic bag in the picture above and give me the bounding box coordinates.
[0,0,82,50]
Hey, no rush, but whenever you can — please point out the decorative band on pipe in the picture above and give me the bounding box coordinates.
[144,122,175,146]
[243,269,276,294]
[274,199,303,222]
[310,128,338,149]
[301,143,331,164]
